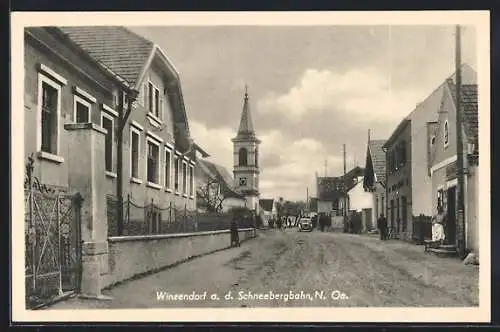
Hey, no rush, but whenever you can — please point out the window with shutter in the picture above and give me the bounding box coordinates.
[154,88,160,118]
[160,99,163,120]
[148,82,154,114]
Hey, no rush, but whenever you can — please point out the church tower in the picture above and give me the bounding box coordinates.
[232,85,261,213]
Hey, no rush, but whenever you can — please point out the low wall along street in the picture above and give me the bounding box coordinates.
[104,228,257,288]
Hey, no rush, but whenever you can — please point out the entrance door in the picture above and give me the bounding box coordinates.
[446,186,457,244]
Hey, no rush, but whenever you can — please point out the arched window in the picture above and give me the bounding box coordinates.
[444,120,449,147]
[239,147,248,166]
[255,147,259,167]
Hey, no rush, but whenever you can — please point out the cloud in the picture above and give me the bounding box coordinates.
[258,130,343,200]
[189,120,234,169]
[257,67,423,123]
[190,121,342,201]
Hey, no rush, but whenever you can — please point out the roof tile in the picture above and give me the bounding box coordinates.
[259,199,275,212]
[58,26,154,85]
[368,139,387,183]
[447,83,478,155]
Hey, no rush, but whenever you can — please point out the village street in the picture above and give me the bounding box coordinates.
[47,229,478,309]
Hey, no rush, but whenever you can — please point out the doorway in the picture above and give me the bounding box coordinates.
[446,186,457,244]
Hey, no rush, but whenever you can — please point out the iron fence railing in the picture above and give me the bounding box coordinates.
[107,195,255,237]
[24,155,82,309]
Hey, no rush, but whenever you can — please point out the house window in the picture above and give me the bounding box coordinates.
[401,196,407,233]
[101,113,114,172]
[39,79,61,155]
[174,156,180,192]
[148,82,161,119]
[396,198,400,232]
[74,95,91,123]
[189,165,194,196]
[390,199,395,228]
[130,127,141,179]
[182,161,188,194]
[146,138,160,184]
[239,147,248,166]
[444,120,449,148]
[437,189,444,211]
[400,141,407,166]
[165,148,172,189]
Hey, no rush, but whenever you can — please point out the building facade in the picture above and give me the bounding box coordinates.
[383,119,412,239]
[24,27,127,191]
[363,138,387,229]
[196,158,246,213]
[347,176,375,231]
[383,64,477,241]
[259,199,276,227]
[232,87,261,213]
[316,167,364,216]
[429,79,478,253]
[58,27,199,231]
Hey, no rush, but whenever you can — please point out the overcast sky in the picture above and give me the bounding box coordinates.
[129,25,477,201]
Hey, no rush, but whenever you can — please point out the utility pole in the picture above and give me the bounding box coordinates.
[306,187,309,214]
[324,159,327,177]
[455,24,466,258]
[343,143,347,232]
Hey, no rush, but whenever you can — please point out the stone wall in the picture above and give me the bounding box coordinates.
[104,228,257,288]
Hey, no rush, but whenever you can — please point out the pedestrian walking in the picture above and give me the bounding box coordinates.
[319,213,326,232]
[230,216,240,247]
[377,213,387,240]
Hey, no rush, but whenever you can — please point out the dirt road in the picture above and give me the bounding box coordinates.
[47,228,479,308]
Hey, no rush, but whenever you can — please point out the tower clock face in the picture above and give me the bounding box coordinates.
[239,177,247,186]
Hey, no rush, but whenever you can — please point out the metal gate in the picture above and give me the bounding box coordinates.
[24,156,82,308]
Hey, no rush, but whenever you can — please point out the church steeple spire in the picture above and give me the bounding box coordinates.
[237,84,255,136]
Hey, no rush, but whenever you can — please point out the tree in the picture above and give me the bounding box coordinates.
[196,174,227,213]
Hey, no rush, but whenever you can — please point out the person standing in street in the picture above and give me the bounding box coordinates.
[377,213,387,240]
[230,215,240,247]
[432,205,446,245]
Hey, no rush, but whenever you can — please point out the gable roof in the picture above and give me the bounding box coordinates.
[317,166,364,201]
[446,82,479,156]
[58,26,154,86]
[259,199,275,212]
[26,27,134,92]
[58,26,195,151]
[383,64,477,150]
[196,159,244,199]
[368,140,387,183]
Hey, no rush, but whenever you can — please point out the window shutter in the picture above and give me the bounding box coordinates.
[144,84,149,111]
[160,99,163,120]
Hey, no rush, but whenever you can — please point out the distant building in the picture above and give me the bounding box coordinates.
[383,64,476,242]
[363,137,387,230]
[429,79,478,253]
[196,159,246,213]
[347,175,374,231]
[259,199,277,226]
[232,87,261,213]
[316,166,364,216]
[308,197,318,213]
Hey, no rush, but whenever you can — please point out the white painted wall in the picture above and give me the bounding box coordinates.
[347,176,373,212]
